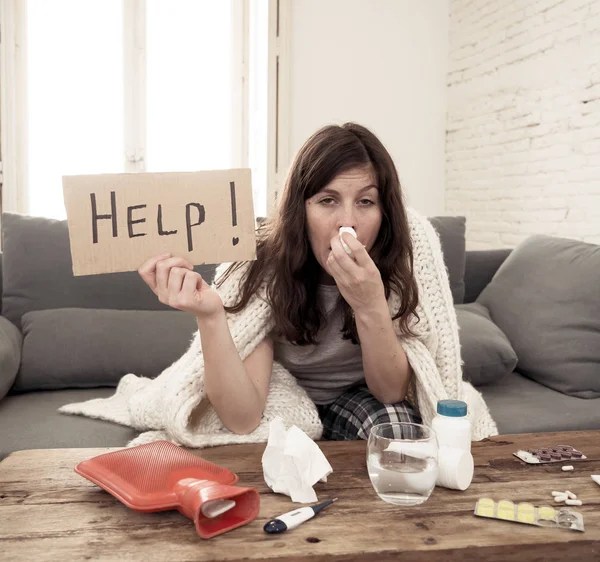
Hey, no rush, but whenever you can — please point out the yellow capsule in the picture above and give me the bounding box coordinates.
[538,506,557,520]
[475,498,496,517]
[497,500,516,521]
[516,502,536,524]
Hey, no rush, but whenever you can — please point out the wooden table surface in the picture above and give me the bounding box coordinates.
[1,430,599,561]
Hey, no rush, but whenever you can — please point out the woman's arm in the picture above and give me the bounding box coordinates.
[198,311,274,434]
[354,302,412,404]
[138,254,273,434]
[327,234,412,404]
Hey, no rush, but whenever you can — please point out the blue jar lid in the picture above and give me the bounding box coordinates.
[437,399,467,417]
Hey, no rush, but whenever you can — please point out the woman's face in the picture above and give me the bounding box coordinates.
[305,165,383,280]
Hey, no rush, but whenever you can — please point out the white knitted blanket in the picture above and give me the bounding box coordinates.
[60,208,498,446]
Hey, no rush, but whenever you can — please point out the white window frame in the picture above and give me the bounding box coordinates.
[266,0,290,216]
[232,0,250,171]
[0,0,269,216]
[123,0,146,173]
[0,0,29,214]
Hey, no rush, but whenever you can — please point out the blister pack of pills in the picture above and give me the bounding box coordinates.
[513,444,587,464]
[474,498,584,532]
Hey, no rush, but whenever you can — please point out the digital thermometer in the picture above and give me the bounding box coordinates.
[263,498,338,533]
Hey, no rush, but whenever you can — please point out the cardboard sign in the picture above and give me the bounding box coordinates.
[63,169,256,276]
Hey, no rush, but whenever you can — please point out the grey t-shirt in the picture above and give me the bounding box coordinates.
[272,284,365,405]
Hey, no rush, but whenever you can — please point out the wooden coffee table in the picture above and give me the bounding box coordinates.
[1,430,599,561]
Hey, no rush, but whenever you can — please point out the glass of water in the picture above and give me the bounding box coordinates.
[367,422,438,506]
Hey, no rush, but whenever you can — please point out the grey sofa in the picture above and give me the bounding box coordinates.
[1,213,599,460]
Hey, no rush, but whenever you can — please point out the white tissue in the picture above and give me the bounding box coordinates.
[339,226,357,254]
[262,417,333,503]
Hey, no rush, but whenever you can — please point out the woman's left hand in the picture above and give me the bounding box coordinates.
[326,233,387,315]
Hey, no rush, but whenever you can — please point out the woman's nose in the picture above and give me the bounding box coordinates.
[336,206,356,229]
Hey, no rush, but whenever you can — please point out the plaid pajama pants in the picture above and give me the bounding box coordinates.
[316,384,422,441]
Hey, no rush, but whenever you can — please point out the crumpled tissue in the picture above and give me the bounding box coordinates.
[261,417,333,503]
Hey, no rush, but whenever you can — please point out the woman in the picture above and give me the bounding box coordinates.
[137,123,497,442]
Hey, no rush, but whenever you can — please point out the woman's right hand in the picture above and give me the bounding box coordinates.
[138,253,224,318]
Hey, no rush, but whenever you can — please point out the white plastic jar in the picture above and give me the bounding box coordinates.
[431,399,472,452]
[432,399,474,491]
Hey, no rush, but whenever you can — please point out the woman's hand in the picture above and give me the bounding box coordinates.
[138,253,224,318]
[326,234,387,315]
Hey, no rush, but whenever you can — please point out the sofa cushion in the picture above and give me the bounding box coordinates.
[477,235,600,399]
[0,316,22,400]
[455,302,517,386]
[479,370,600,434]
[13,308,198,392]
[428,216,466,304]
[0,388,139,460]
[1,213,218,329]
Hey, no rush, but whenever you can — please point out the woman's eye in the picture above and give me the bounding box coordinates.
[319,197,335,205]
[359,199,375,205]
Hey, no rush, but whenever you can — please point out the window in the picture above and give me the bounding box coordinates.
[145,0,234,173]
[27,0,124,219]
[2,0,270,219]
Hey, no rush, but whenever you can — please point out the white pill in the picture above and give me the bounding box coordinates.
[592,475,600,486]
[551,491,563,496]
[565,490,577,500]
[561,465,574,471]
[554,494,568,502]
[565,499,582,506]
[339,227,357,254]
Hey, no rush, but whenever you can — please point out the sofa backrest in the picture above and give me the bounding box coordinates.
[0,252,3,315]
[1,213,217,329]
[1,212,494,328]
[463,249,512,304]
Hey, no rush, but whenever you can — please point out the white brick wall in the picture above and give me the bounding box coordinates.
[447,0,600,249]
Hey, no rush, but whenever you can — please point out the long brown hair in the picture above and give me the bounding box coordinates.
[217,122,418,345]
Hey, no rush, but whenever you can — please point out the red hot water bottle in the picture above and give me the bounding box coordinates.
[75,440,260,538]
